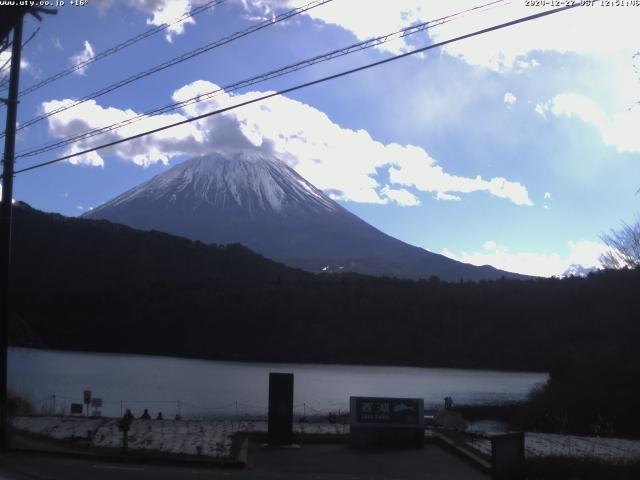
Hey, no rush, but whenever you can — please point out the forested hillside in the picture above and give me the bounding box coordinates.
[9,203,640,435]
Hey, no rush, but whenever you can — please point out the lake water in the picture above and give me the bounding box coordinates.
[9,347,547,419]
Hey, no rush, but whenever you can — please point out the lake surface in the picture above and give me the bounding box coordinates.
[9,348,547,419]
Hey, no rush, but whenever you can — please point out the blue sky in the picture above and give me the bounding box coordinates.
[2,0,639,276]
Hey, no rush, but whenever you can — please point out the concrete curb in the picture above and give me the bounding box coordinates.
[430,432,492,473]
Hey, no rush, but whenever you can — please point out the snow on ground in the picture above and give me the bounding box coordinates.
[463,432,640,464]
[10,416,350,459]
[12,416,639,464]
[91,419,234,457]
[10,416,104,441]
[238,419,350,436]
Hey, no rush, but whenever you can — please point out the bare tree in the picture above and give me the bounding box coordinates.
[599,53,640,270]
[600,217,640,269]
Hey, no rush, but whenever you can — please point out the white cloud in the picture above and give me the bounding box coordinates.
[543,192,551,199]
[483,240,497,251]
[380,186,420,206]
[42,98,203,167]
[44,80,533,206]
[141,0,194,42]
[514,58,540,71]
[424,2,638,72]
[92,0,215,41]
[503,92,516,107]
[70,41,95,75]
[246,1,638,71]
[534,102,548,118]
[387,145,533,206]
[242,0,428,55]
[544,92,640,154]
[87,1,638,77]
[442,239,608,277]
[0,51,11,78]
[0,51,30,76]
[435,191,461,202]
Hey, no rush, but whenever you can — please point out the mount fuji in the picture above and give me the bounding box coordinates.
[84,152,527,281]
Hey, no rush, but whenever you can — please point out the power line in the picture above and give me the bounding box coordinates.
[9,4,579,178]
[14,0,510,161]
[0,27,39,79]
[0,0,227,98]
[1,0,335,139]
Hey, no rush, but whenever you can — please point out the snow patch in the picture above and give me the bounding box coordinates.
[10,416,352,459]
[463,432,640,464]
[88,152,340,217]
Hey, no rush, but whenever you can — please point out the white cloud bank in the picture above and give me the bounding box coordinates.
[89,1,638,68]
[240,1,638,71]
[537,93,640,154]
[442,239,608,277]
[43,80,533,207]
[42,98,203,168]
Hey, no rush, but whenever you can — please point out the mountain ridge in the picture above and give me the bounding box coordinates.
[84,152,530,281]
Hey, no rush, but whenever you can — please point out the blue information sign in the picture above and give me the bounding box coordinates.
[350,396,424,427]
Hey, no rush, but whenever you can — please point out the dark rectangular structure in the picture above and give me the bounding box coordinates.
[491,432,525,480]
[267,373,294,446]
[350,396,424,448]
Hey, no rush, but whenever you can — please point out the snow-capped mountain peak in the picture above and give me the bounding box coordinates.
[85,152,528,281]
[92,152,338,216]
[560,264,599,278]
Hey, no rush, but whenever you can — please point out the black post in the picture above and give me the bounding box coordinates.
[0,15,24,451]
[122,429,129,453]
[267,373,294,446]
[491,432,525,480]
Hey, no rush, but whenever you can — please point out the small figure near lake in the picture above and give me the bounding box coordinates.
[156,412,163,420]
[444,396,454,410]
[141,408,151,420]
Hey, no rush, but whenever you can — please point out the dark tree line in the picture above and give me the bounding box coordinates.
[8,203,640,436]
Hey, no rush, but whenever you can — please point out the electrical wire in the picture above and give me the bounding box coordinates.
[0,27,39,78]
[8,4,579,178]
[2,0,335,139]
[0,0,227,97]
[14,0,509,161]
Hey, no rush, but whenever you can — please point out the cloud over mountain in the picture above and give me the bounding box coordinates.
[43,80,533,207]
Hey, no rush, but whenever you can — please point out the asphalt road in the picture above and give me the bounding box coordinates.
[0,443,489,480]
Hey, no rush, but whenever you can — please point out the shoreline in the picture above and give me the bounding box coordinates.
[9,346,550,375]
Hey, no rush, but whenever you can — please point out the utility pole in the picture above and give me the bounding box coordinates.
[0,5,56,450]
[0,13,24,451]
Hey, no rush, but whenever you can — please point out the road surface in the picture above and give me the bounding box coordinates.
[0,442,489,480]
